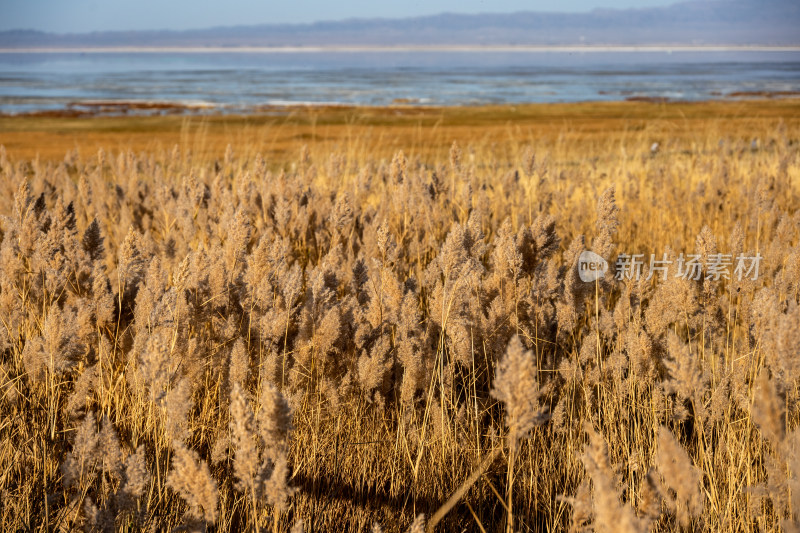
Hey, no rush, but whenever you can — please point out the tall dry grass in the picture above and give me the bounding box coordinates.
[0,113,798,532]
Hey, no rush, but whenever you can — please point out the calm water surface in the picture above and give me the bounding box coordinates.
[0,50,798,114]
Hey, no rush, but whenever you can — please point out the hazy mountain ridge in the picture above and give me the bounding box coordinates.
[1,0,798,48]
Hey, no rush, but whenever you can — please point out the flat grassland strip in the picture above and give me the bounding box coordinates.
[1,99,798,164]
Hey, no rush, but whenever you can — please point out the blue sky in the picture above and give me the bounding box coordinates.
[1,0,680,33]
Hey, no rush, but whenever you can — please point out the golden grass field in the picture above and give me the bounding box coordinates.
[0,98,798,532]
[2,99,799,163]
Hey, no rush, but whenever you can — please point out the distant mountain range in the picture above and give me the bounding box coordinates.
[1,0,798,49]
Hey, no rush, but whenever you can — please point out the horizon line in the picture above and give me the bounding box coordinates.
[2,44,800,54]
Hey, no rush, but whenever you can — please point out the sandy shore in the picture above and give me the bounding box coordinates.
[2,45,800,53]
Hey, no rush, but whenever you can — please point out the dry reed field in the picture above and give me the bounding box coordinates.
[0,100,799,532]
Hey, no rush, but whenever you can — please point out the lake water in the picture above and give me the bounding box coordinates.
[1,50,799,114]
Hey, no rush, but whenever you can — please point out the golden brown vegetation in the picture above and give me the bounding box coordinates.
[2,99,799,163]
[0,100,798,532]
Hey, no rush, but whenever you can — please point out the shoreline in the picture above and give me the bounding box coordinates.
[2,45,800,54]
[2,92,800,119]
